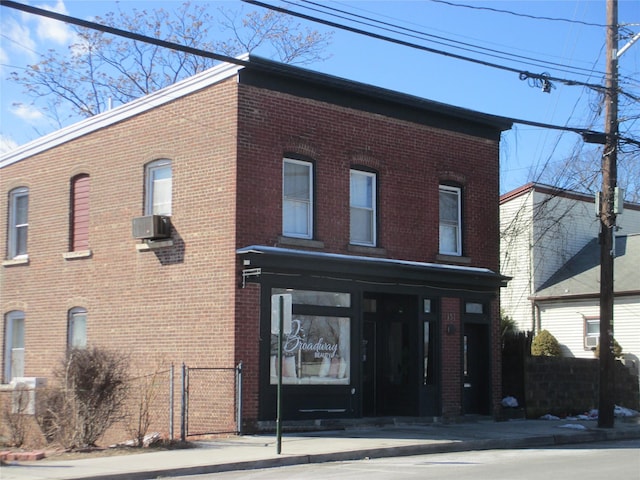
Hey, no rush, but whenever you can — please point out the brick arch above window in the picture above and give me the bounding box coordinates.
[439,171,467,186]
[282,137,319,160]
[348,151,382,171]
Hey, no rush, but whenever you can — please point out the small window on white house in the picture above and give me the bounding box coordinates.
[8,187,29,259]
[145,160,172,216]
[4,311,25,383]
[350,170,376,246]
[68,308,87,349]
[439,185,462,256]
[283,158,313,238]
[584,318,599,349]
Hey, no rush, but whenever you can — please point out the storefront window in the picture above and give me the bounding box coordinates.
[271,315,350,385]
[272,289,350,307]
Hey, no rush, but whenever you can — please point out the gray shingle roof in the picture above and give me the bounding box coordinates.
[534,233,640,298]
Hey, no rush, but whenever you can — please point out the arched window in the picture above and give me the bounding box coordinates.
[145,159,172,216]
[4,311,25,383]
[70,175,90,251]
[283,157,313,238]
[8,187,29,259]
[68,307,87,349]
[350,169,377,246]
[439,185,462,256]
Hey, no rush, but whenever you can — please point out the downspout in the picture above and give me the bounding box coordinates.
[533,302,542,334]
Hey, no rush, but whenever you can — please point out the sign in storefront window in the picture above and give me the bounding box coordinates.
[270,315,350,385]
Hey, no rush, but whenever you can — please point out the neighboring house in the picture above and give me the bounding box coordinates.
[1,55,511,436]
[533,234,640,373]
[500,184,640,375]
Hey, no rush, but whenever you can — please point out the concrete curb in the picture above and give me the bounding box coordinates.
[68,428,640,480]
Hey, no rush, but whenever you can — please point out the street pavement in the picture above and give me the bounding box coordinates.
[1,416,639,480]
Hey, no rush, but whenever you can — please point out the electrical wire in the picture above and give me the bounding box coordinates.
[242,0,609,93]
[298,0,608,79]
[2,0,638,147]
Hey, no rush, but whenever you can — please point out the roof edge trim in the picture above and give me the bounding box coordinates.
[0,56,247,168]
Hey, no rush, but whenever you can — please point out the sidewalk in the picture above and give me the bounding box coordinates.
[2,417,639,480]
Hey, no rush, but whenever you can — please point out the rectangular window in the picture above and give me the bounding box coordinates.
[283,158,312,238]
[8,188,29,259]
[71,175,90,251]
[439,185,462,255]
[68,308,87,349]
[4,311,25,383]
[584,317,599,349]
[145,160,172,216]
[271,315,350,385]
[350,170,376,246]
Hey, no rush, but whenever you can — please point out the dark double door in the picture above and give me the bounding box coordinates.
[362,294,419,417]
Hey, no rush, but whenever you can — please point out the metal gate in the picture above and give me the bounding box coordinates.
[180,363,243,439]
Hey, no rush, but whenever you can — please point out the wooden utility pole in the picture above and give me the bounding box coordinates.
[598,0,618,429]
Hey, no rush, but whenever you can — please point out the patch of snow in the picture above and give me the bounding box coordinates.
[614,405,639,417]
[539,414,560,420]
[501,396,518,408]
[558,424,587,430]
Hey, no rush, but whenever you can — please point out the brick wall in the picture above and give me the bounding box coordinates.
[2,69,503,436]
[524,356,640,418]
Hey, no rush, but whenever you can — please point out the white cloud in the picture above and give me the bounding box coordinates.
[37,0,74,45]
[2,17,38,61]
[0,134,19,155]
[11,103,44,121]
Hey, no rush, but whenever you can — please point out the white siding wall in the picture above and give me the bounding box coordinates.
[500,191,535,331]
[500,185,640,334]
[538,296,640,383]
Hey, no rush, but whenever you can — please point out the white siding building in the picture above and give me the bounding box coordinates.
[500,183,640,333]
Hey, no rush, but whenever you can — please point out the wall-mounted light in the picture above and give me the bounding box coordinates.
[446,324,456,335]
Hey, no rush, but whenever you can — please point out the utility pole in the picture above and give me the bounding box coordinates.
[597,0,618,429]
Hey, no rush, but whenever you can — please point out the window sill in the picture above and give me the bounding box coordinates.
[136,239,174,251]
[277,236,325,249]
[436,254,471,264]
[2,256,29,267]
[348,244,387,256]
[63,250,93,260]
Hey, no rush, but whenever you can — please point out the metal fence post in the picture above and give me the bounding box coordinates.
[169,363,174,440]
[180,363,186,442]
[236,362,243,435]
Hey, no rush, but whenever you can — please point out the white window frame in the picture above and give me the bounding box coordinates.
[350,169,377,246]
[145,159,172,216]
[584,317,600,349]
[283,158,313,239]
[439,185,462,256]
[8,187,29,259]
[4,311,25,383]
[68,307,87,349]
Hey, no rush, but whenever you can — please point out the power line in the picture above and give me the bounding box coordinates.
[242,0,608,93]
[298,0,608,79]
[428,0,608,28]
[2,0,637,147]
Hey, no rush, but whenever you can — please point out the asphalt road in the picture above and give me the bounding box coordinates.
[158,439,640,480]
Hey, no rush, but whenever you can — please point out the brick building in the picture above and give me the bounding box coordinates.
[1,56,511,434]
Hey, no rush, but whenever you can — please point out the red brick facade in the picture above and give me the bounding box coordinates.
[1,58,509,439]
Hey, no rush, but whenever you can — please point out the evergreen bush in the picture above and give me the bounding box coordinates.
[531,329,561,357]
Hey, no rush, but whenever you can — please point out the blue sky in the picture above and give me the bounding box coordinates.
[1,0,638,193]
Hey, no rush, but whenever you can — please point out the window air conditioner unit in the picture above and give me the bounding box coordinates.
[132,215,171,240]
[11,377,47,415]
[584,335,599,349]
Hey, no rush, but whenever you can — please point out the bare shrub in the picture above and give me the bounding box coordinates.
[126,367,164,447]
[36,347,129,449]
[2,385,30,447]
